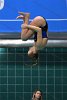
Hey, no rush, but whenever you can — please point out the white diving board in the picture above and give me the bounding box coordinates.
[0,39,66,48]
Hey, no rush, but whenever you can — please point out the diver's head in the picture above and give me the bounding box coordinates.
[28,50,38,60]
[28,46,38,60]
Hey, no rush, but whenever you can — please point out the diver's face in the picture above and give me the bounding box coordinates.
[35,91,41,99]
[28,47,37,58]
[28,51,34,58]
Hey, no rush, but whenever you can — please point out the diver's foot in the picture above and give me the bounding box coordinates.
[18,12,30,19]
[16,15,24,19]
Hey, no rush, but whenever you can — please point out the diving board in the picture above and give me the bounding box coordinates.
[0,39,66,47]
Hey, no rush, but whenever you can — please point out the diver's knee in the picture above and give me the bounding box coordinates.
[21,37,28,41]
[22,38,27,41]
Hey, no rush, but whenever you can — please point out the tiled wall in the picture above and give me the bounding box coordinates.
[0,48,67,100]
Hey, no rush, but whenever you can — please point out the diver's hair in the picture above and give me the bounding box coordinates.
[33,53,38,60]
[32,90,42,100]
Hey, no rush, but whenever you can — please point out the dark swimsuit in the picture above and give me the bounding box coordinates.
[34,18,48,42]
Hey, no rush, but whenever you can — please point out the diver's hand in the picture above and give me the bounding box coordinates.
[16,15,24,19]
[21,24,28,28]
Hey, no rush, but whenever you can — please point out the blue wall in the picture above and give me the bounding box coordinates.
[0,0,67,32]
